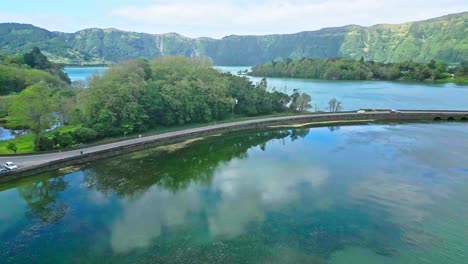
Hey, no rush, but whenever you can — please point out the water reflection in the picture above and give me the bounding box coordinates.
[85,129,315,252]
[17,176,68,224]
[82,129,298,196]
[0,124,466,264]
[110,185,201,253]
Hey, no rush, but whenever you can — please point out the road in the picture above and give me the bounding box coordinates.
[1,110,467,172]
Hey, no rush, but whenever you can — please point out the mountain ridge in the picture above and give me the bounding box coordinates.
[0,12,466,65]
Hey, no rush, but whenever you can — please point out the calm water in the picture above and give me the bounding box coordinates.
[65,66,467,111]
[0,127,16,141]
[0,123,467,263]
[64,67,107,82]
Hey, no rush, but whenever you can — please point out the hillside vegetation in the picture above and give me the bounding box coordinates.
[0,12,466,65]
[0,47,70,95]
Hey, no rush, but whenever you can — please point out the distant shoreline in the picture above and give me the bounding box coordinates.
[63,64,109,68]
[247,73,468,85]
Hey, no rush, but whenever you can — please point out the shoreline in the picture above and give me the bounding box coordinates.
[247,74,468,85]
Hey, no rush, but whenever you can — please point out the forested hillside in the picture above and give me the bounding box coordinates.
[0,12,466,65]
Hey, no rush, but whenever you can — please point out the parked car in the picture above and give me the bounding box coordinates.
[390,109,401,113]
[4,161,18,170]
[357,110,366,114]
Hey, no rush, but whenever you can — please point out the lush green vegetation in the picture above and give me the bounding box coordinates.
[250,57,468,83]
[0,12,466,65]
[0,125,82,154]
[0,47,70,95]
[1,54,302,153]
[68,57,294,144]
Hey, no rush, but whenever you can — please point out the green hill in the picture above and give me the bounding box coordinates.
[0,12,466,65]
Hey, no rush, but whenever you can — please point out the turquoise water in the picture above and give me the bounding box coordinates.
[0,123,467,263]
[64,67,107,82]
[66,66,467,111]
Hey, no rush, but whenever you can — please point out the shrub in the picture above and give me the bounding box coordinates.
[72,127,98,143]
[7,141,18,153]
[38,136,54,151]
[58,132,75,148]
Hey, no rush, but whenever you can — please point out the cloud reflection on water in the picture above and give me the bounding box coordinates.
[109,140,329,253]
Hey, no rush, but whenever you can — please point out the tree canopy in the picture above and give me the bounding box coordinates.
[0,47,70,95]
[8,82,59,150]
[67,57,295,143]
[251,58,468,83]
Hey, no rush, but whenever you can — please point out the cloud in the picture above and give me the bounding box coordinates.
[110,185,201,253]
[207,157,329,238]
[108,141,330,253]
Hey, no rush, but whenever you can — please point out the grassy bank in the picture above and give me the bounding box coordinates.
[0,125,81,154]
[435,77,468,85]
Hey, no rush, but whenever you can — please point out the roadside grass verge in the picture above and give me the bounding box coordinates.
[0,125,82,154]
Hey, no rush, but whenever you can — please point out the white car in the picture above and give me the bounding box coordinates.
[4,161,18,171]
[390,109,401,113]
[357,110,366,114]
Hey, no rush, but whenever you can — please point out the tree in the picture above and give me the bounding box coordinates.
[17,177,68,223]
[9,82,58,151]
[84,60,150,134]
[290,89,311,112]
[295,92,312,112]
[7,141,18,154]
[328,98,343,112]
[71,80,87,89]
[257,77,268,90]
[71,57,291,141]
[23,47,51,70]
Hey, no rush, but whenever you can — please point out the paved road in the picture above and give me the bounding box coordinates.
[1,111,467,170]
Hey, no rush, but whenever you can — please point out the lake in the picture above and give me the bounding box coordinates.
[65,66,467,111]
[0,127,16,141]
[0,123,467,263]
[64,67,107,82]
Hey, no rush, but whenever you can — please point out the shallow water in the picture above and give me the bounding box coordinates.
[0,122,467,263]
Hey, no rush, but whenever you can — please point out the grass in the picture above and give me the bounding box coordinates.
[0,125,82,154]
[435,77,468,85]
[0,134,35,154]
[0,112,304,155]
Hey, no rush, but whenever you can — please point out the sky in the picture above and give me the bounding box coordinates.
[0,0,467,38]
